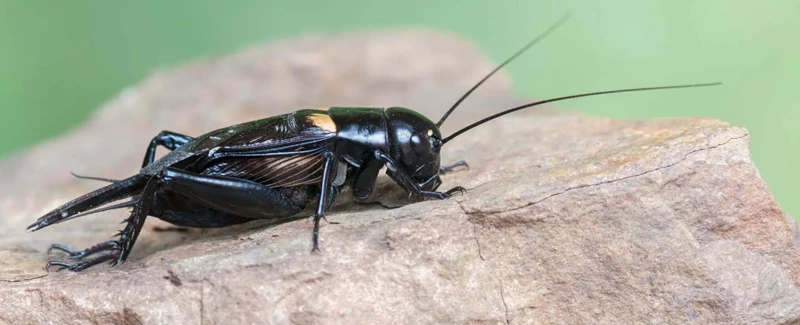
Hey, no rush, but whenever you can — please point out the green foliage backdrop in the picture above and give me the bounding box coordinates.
[1,1,798,217]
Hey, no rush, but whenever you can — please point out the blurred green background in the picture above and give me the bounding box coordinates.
[1,1,798,218]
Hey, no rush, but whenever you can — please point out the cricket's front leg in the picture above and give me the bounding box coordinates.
[374,150,467,201]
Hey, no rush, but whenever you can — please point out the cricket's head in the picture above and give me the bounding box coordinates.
[385,106,443,191]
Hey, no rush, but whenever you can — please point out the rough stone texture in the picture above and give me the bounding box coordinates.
[1,30,799,325]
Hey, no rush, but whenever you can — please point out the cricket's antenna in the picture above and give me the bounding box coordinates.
[440,82,722,145]
[435,12,571,128]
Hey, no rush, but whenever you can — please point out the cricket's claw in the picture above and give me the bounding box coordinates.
[445,186,467,196]
[45,260,72,272]
[47,244,77,257]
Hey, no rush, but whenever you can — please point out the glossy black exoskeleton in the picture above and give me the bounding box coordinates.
[27,14,721,271]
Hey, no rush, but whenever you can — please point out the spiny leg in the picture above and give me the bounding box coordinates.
[312,152,338,253]
[375,150,466,201]
[319,185,341,225]
[51,163,331,263]
[142,130,193,167]
[114,175,159,265]
[45,176,159,271]
[439,160,469,174]
[155,166,329,250]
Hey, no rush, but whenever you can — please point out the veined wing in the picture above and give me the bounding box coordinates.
[206,109,338,157]
[200,147,329,188]
[182,109,340,186]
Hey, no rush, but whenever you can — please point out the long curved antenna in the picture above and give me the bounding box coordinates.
[440,82,722,144]
[436,12,572,127]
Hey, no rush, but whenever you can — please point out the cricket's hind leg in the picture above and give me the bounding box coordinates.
[46,176,160,272]
[152,163,341,253]
[47,167,317,271]
[154,168,305,220]
[150,189,258,228]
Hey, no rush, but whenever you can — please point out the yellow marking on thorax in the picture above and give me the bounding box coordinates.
[307,113,338,132]
[314,107,332,111]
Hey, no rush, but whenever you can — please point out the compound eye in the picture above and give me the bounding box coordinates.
[409,131,434,156]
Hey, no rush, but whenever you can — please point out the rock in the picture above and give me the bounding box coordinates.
[0,30,798,325]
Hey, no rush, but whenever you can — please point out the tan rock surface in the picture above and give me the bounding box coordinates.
[0,30,798,325]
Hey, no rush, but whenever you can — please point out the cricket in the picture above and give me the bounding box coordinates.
[28,14,720,272]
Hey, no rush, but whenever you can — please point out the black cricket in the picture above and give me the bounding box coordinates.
[27,15,720,272]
